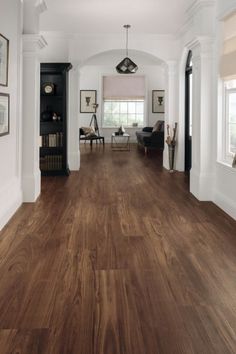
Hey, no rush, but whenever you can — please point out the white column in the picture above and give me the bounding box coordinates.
[68,64,80,171]
[23,0,47,34]
[163,61,178,170]
[189,37,214,200]
[22,35,47,202]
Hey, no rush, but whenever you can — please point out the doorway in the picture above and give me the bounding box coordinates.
[185,51,193,172]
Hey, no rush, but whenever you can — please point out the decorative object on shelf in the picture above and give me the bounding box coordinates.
[152,90,165,113]
[0,34,9,86]
[42,82,55,95]
[166,122,177,173]
[0,93,10,137]
[80,90,97,113]
[116,25,138,74]
[41,106,52,122]
[52,112,58,121]
[232,154,236,168]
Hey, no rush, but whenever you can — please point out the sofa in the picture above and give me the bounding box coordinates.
[136,120,164,154]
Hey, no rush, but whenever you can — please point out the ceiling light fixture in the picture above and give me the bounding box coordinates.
[116,25,138,74]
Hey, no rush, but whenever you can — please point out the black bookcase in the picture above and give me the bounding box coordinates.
[40,63,72,176]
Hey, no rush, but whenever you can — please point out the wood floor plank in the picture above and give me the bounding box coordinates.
[0,145,236,353]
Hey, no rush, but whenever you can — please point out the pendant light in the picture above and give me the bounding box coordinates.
[116,25,138,74]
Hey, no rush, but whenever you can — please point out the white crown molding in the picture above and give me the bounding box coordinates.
[35,0,47,14]
[217,4,236,21]
[175,0,216,39]
[40,30,175,42]
[23,34,47,51]
[185,35,215,59]
[186,0,216,19]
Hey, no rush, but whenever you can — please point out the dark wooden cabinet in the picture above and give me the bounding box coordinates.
[40,63,72,176]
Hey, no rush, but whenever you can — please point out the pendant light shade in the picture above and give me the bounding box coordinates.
[116,25,138,74]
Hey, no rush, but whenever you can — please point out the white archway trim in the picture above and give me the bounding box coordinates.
[186,36,215,200]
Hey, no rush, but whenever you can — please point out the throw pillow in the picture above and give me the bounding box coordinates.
[81,126,96,137]
[152,121,163,133]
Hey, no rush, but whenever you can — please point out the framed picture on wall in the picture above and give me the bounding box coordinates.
[152,90,165,113]
[0,34,9,86]
[0,93,10,137]
[80,90,97,113]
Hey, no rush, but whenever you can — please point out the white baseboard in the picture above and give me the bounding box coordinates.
[214,190,236,221]
[68,150,80,171]
[22,170,41,202]
[0,177,23,231]
[190,169,213,201]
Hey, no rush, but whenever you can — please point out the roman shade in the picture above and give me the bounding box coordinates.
[103,75,145,100]
[220,36,236,79]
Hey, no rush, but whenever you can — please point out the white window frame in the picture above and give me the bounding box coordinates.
[102,99,146,128]
[223,83,236,163]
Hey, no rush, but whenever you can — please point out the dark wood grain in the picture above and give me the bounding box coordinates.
[0,145,236,353]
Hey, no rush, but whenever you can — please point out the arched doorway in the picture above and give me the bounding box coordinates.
[185,50,193,172]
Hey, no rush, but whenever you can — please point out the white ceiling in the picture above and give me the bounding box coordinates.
[40,0,194,35]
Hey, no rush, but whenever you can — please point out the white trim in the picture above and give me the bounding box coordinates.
[221,82,236,164]
[186,0,216,18]
[216,160,236,173]
[0,178,22,231]
[23,34,47,52]
[217,4,236,21]
[214,189,236,221]
[35,0,47,14]
[102,99,145,128]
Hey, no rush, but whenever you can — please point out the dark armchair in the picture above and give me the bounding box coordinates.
[136,121,164,154]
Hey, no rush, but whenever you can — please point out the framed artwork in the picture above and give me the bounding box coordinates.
[80,90,97,113]
[0,34,9,86]
[0,93,10,137]
[152,90,165,113]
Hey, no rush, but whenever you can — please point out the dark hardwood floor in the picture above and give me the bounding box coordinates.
[0,144,236,353]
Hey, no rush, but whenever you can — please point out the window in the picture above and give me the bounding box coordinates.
[224,80,236,161]
[103,99,144,127]
[103,75,145,128]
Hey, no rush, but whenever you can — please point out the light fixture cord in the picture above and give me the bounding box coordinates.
[126,26,128,57]
[126,26,129,57]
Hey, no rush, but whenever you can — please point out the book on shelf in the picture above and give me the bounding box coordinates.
[40,155,63,171]
[41,133,63,147]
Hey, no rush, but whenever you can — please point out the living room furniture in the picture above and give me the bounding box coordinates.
[111,133,130,151]
[79,114,105,147]
[136,120,164,154]
[40,63,72,176]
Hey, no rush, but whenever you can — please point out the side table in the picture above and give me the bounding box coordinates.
[111,133,130,151]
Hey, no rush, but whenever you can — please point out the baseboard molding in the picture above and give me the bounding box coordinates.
[214,190,236,221]
[22,170,41,202]
[68,150,80,171]
[190,169,213,201]
[0,177,23,231]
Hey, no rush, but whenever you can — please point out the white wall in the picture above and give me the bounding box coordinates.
[40,32,69,62]
[0,0,23,230]
[79,62,165,142]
